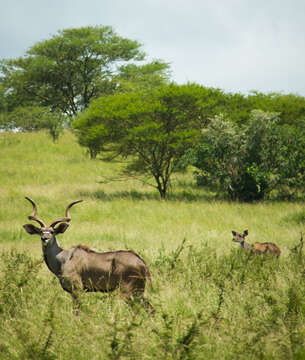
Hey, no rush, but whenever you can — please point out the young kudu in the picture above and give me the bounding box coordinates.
[232,230,281,257]
[23,197,152,311]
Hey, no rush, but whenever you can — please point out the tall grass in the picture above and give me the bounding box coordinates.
[0,130,304,359]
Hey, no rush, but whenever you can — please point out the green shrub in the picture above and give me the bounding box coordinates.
[189,111,305,201]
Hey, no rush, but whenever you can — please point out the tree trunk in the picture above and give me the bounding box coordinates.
[154,174,168,199]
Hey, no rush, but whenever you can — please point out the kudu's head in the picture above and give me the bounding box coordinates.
[23,197,83,247]
[232,229,248,244]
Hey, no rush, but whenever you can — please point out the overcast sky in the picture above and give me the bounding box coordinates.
[1,0,305,96]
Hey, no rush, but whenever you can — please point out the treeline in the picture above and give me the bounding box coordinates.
[1,26,305,200]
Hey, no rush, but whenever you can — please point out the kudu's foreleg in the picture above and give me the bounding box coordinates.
[60,275,83,315]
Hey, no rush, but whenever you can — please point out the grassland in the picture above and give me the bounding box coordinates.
[0,131,304,359]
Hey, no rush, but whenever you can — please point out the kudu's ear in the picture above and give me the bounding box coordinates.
[243,230,248,236]
[23,224,42,235]
[53,223,69,234]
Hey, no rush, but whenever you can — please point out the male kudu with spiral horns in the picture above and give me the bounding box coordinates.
[23,197,152,312]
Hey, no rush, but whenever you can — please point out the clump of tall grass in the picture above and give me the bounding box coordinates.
[0,250,42,317]
[283,209,305,225]
[1,242,305,359]
[0,250,58,359]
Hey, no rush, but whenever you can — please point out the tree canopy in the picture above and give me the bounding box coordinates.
[115,60,171,92]
[73,83,213,198]
[0,26,169,117]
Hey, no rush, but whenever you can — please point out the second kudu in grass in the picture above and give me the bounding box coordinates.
[23,197,153,311]
[232,229,281,257]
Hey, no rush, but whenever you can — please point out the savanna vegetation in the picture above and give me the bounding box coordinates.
[1,25,305,199]
[0,131,305,360]
[1,25,305,359]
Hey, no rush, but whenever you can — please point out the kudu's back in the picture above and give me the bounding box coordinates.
[252,242,281,257]
[65,246,152,296]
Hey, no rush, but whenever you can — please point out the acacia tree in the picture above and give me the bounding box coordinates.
[73,83,209,198]
[0,26,147,116]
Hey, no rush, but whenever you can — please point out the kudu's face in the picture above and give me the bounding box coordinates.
[40,227,55,246]
[232,230,248,243]
[23,223,69,248]
[23,197,82,248]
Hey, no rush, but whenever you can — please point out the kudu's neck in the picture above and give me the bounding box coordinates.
[42,236,63,276]
[240,240,252,251]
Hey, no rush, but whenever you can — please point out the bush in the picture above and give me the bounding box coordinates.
[189,111,305,201]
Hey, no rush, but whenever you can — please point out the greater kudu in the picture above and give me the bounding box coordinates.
[23,197,152,311]
[232,229,281,257]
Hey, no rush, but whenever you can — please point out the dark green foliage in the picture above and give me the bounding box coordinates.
[215,91,305,126]
[274,123,305,199]
[189,110,305,201]
[246,91,305,126]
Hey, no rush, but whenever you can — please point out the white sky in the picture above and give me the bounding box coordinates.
[1,0,305,96]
